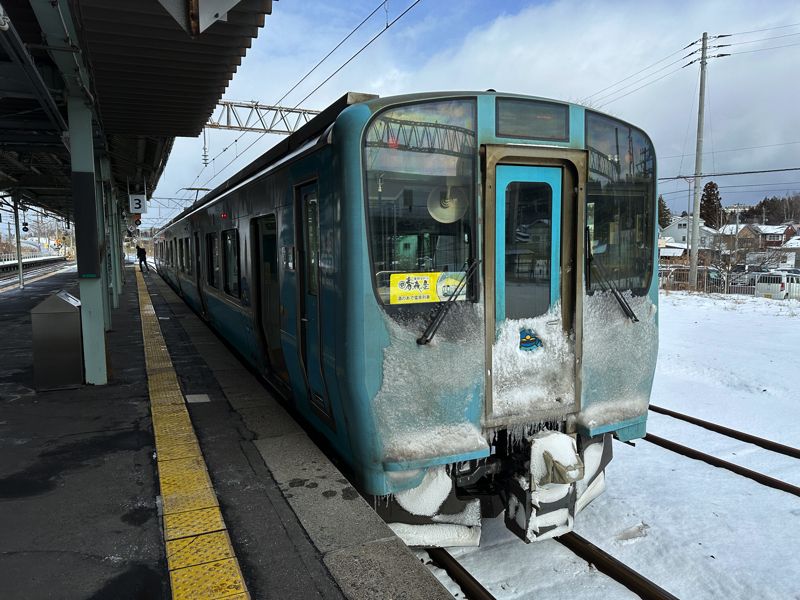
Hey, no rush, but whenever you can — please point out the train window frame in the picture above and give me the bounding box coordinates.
[584,110,656,296]
[222,228,241,298]
[495,97,570,142]
[361,96,479,311]
[206,232,220,288]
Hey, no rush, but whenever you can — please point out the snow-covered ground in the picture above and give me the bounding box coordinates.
[430,291,800,599]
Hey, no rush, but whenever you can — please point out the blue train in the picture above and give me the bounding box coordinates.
[155,91,658,547]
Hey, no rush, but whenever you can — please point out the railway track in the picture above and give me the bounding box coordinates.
[649,404,800,459]
[0,260,73,292]
[646,405,800,498]
[427,533,679,600]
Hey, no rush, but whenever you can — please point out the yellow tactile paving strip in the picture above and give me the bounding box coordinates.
[135,270,249,600]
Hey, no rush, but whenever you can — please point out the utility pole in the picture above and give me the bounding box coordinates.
[688,31,708,289]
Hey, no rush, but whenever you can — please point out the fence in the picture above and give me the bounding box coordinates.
[0,251,45,263]
[659,268,755,296]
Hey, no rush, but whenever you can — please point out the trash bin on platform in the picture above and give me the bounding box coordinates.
[31,290,83,390]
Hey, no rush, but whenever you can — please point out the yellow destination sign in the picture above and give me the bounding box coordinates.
[389,272,466,305]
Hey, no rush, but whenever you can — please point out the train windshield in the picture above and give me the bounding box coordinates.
[364,98,477,305]
[585,111,655,295]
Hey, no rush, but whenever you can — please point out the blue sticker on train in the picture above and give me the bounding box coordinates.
[519,329,543,351]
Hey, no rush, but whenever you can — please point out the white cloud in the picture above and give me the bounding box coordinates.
[149,0,800,226]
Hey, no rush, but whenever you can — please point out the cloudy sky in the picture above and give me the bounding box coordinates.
[146,0,800,228]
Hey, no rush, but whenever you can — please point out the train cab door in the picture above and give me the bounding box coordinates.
[488,164,565,411]
[254,214,288,381]
[495,165,562,323]
[295,182,334,426]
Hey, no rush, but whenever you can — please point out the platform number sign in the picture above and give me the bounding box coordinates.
[129,194,147,214]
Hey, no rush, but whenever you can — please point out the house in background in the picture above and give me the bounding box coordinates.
[661,215,718,249]
[658,240,688,264]
[718,223,759,250]
[781,235,800,266]
[750,224,798,249]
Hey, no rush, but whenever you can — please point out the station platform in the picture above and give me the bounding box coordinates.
[0,266,451,599]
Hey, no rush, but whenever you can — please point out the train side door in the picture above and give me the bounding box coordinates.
[194,231,208,317]
[254,214,288,381]
[295,182,333,424]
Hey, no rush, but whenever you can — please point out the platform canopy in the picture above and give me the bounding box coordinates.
[0,0,272,218]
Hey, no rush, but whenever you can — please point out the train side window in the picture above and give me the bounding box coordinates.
[206,232,219,288]
[222,229,240,298]
[302,187,320,296]
[184,238,192,275]
[178,238,185,272]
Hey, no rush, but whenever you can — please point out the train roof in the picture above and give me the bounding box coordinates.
[158,90,645,233]
[160,91,378,232]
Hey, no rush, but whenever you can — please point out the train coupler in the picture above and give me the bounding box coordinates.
[504,430,585,542]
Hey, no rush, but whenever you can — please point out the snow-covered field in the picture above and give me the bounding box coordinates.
[434,291,800,599]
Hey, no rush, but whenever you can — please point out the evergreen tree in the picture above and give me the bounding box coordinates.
[700,181,723,228]
[658,194,672,229]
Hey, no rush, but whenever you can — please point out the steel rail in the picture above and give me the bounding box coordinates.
[0,261,73,292]
[557,532,679,600]
[427,548,496,600]
[649,404,800,459]
[644,433,800,498]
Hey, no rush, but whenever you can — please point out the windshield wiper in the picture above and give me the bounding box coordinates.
[417,258,481,345]
[585,226,639,323]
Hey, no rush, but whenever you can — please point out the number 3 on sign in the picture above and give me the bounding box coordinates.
[129,194,147,214]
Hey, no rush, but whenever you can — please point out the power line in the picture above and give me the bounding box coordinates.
[726,22,800,36]
[723,30,800,47]
[729,41,800,55]
[661,140,800,160]
[659,167,800,181]
[583,39,698,102]
[596,65,685,108]
[660,183,800,197]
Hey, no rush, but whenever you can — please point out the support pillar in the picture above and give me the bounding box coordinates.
[95,167,111,330]
[101,157,123,307]
[69,95,107,385]
[12,194,24,289]
[108,190,122,309]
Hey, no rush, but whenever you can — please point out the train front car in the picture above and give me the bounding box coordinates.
[337,93,658,547]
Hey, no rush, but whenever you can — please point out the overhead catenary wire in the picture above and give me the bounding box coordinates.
[172,0,391,204]
[198,0,425,192]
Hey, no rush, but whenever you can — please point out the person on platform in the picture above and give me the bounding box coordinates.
[136,245,149,272]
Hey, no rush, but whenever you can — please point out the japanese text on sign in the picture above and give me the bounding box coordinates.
[389,272,466,304]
